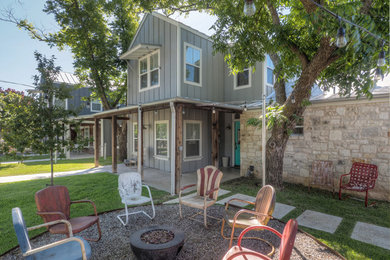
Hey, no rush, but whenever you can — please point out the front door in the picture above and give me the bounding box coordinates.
[234,121,240,166]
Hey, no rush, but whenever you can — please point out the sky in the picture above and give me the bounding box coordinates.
[0,0,216,92]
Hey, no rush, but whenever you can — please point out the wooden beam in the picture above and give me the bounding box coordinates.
[137,106,144,179]
[211,110,219,167]
[112,116,117,173]
[175,104,183,194]
[94,118,100,167]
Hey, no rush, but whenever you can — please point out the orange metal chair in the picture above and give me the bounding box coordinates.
[221,185,276,251]
[179,165,223,228]
[222,219,298,260]
[35,185,102,241]
[339,162,378,207]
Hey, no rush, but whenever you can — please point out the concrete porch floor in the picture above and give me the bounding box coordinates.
[114,164,241,193]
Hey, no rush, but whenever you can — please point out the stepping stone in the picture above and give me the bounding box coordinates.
[163,189,230,204]
[296,210,342,234]
[216,194,256,207]
[351,222,390,250]
[273,203,296,219]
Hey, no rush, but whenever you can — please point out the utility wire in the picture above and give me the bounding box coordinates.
[0,80,35,88]
[307,0,388,43]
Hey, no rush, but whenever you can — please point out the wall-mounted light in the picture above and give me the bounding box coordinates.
[374,67,384,81]
[182,108,185,115]
[244,101,247,112]
[291,95,296,104]
[378,42,386,66]
[154,109,158,115]
[86,101,90,109]
[212,107,216,114]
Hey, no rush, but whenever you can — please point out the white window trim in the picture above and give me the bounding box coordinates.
[183,42,202,87]
[183,120,202,161]
[139,49,160,92]
[265,56,275,90]
[154,120,169,160]
[133,122,138,153]
[233,67,252,90]
[90,98,103,112]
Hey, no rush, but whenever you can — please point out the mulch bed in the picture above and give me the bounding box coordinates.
[3,204,343,259]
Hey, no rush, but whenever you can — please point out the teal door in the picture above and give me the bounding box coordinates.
[234,121,240,166]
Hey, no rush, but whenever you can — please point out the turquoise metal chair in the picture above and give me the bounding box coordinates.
[12,207,91,260]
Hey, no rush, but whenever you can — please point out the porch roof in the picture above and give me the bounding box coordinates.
[82,97,243,120]
[119,44,161,60]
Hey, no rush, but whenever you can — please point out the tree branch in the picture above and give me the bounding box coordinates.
[360,0,373,15]
[299,0,319,13]
[267,2,309,69]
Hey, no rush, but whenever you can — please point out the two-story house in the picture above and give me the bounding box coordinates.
[112,12,274,194]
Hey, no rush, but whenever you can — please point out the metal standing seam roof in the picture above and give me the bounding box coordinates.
[54,71,81,85]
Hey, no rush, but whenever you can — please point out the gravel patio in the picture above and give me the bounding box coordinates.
[4,204,343,259]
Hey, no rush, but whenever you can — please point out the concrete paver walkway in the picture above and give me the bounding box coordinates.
[296,210,342,234]
[351,221,390,250]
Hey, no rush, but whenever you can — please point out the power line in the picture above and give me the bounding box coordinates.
[0,80,35,88]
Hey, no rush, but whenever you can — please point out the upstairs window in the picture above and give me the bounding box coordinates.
[184,121,202,159]
[139,50,160,91]
[133,123,138,153]
[155,120,169,158]
[234,67,251,89]
[91,98,103,112]
[184,43,201,86]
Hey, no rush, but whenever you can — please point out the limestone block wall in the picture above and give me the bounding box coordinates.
[240,97,390,201]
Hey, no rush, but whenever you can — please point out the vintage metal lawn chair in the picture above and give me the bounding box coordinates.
[12,207,91,260]
[308,160,334,195]
[117,172,155,225]
[179,165,223,228]
[35,185,102,241]
[221,185,276,251]
[222,219,298,260]
[339,162,378,207]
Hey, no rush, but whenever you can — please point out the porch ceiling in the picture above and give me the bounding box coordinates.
[119,44,161,60]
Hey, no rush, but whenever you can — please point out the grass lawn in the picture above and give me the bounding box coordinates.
[0,172,171,255]
[0,154,50,163]
[0,157,114,177]
[221,178,390,260]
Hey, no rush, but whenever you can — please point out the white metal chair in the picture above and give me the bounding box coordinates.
[117,172,155,225]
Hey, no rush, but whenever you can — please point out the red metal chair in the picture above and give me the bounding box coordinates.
[35,185,102,241]
[339,162,378,207]
[222,219,298,260]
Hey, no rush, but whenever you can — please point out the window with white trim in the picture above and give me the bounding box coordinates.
[139,50,160,91]
[234,67,251,89]
[184,43,201,86]
[91,98,103,112]
[184,121,202,159]
[133,123,138,153]
[266,55,274,95]
[154,120,169,158]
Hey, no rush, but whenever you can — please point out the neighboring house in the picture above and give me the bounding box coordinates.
[35,72,111,158]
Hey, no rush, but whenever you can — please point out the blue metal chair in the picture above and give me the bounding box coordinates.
[12,207,92,260]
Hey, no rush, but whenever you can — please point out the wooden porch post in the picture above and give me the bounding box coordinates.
[112,116,117,173]
[175,104,183,194]
[137,106,144,179]
[211,109,219,167]
[94,118,100,167]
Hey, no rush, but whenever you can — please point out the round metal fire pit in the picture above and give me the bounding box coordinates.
[130,226,185,260]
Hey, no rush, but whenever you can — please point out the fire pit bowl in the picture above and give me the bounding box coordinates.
[130,226,185,260]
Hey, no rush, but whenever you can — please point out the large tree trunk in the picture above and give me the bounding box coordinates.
[118,120,127,162]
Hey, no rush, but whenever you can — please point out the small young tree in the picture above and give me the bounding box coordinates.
[31,51,88,185]
[0,88,37,163]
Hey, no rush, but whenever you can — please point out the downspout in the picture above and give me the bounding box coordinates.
[137,104,142,176]
[170,101,176,195]
[176,24,181,97]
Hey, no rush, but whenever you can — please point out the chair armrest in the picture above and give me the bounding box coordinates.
[339,173,350,185]
[233,209,273,227]
[236,225,282,246]
[205,187,219,196]
[71,200,98,216]
[225,198,255,210]
[28,219,73,237]
[37,211,67,220]
[24,236,88,260]
[181,184,196,191]
[226,250,271,260]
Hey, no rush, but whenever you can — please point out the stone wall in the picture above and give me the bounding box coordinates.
[240,97,390,201]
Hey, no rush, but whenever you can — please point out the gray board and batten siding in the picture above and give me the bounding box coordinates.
[127,108,212,173]
[67,87,95,116]
[127,14,178,105]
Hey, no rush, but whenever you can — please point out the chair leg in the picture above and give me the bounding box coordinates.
[179,202,182,219]
[339,187,342,200]
[203,207,207,228]
[83,220,102,242]
[365,190,368,207]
